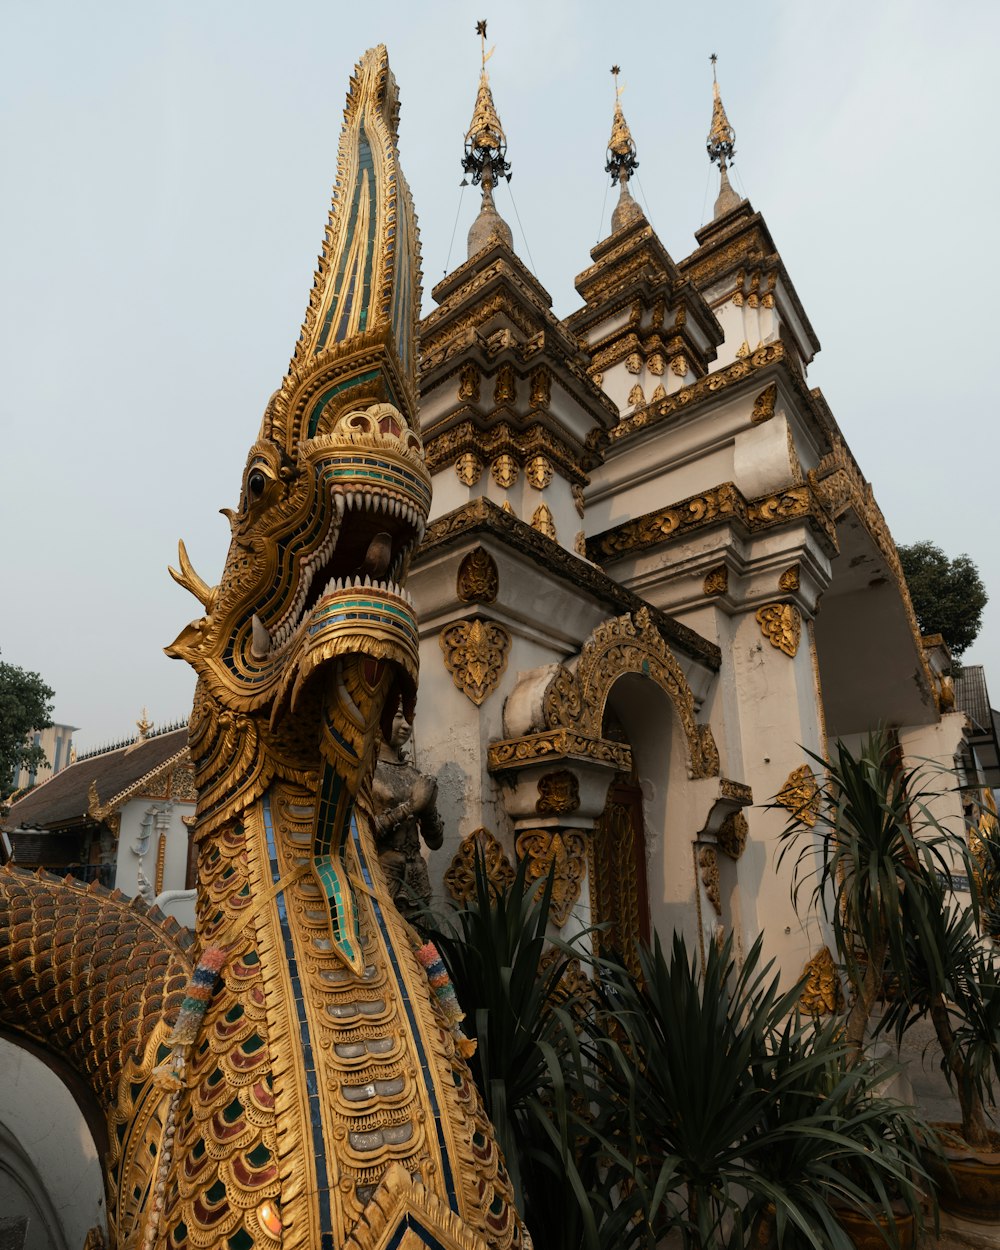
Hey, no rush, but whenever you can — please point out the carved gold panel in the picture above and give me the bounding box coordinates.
[493,364,515,405]
[778,564,800,592]
[456,547,498,604]
[625,352,643,374]
[525,454,553,490]
[776,764,820,827]
[490,454,518,489]
[458,362,481,403]
[669,354,688,378]
[444,827,515,904]
[455,452,483,487]
[439,618,511,705]
[755,603,801,656]
[531,503,557,541]
[800,946,843,1016]
[515,827,587,927]
[647,353,665,376]
[703,566,728,596]
[717,810,748,860]
[574,531,587,556]
[535,770,580,815]
[650,383,666,402]
[627,383,645,407]
[529,368,551,409]
[698,845,722,915]
[751,381,777,424]
[571,484,585,517]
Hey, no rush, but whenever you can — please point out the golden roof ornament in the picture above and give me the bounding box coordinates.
[463,19,514,257]
[136,707,153,740]
[606,66,643,233]
[707,54,741,219]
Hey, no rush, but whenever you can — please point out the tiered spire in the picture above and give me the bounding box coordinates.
[463,19,513,257]
[606,66,643,232]
[707,54,740,219]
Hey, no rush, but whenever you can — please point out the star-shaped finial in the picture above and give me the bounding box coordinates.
[476,19,487,38]
[611,64,620,77]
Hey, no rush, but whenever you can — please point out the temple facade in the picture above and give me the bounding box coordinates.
[410,53,969,984]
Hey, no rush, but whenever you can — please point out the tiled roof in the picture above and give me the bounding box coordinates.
[3,728,188,832]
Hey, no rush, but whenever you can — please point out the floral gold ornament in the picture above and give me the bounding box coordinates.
[531,502,557,540]
[491,453,519,489]
[778,564,800,592]
[456,451,484,486]
[717,810,748,860]
[670,354,689,378]
[574,530,587,556]
[703,566,728,596]
[751,381,777,424]
[698,845,722,915]
[800,947,844,1016]
[493,363,515,405]
[648,353,665,376]
[444,826,515,903]
[736,340,751,359]
[625,351,643,374]
[456,546,499,603]
[776,763,821,827]
[529,368,551,409]
[535,770,581,815]
[515,827,588,927]
[627,382,645,407]
[650,383,666,402]
[543,608,720,780]
[440,617,512,705]
[572,483,585,517]
[458,362,481,403]
[756,602,801,656]
[525,454,553,490]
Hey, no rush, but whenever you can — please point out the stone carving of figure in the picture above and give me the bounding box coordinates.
[372,712,444,916]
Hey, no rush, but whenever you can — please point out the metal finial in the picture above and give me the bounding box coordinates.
[462,23,510,190]
[605,64,638,188]
[706,55,735,171]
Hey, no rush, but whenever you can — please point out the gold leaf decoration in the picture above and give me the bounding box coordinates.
[531,502,557,541]
[800,946,843,1016]
[439,617,511,705]
[627,383,645,407]
[535,770,580,815]
[491,453,519,489]
[458,362,480,403]
[698,845,722,915]
[493,363,515,405]
[529,368,551,409]
[455,452,483,487]
[736,340,751,359]
[525,455,553,490]
[650,383,666,402]
[717,810,748,860]
[456,547,499,604]
[574,531,587,556]
[647,353,665,376]
[755,603,801,657]
[625,352,643,375]
[515,827,588,927]
[776,764,820,827]
[571,484,585,517]
[444,827,515,904]
[778,564,800,592]
[751,381,777,424]
[703,566,728,596]
[669,354,688,378]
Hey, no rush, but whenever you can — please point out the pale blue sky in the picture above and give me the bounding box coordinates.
[2,0,998,750]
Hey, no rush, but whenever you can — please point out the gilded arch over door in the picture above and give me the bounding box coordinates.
[541,608,719,779]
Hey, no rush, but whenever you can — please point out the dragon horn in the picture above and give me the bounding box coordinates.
[168,540,216,610]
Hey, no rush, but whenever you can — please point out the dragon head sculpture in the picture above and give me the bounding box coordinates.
[166,47,428,837]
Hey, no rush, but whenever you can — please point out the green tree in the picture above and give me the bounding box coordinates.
[0,654,55,797]
[897,540,988,657]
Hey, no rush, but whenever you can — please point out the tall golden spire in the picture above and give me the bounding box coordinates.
[606,66,642,233]
[707,54,740,219]
[463,19,513,257]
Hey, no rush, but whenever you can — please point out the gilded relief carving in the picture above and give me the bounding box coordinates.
[650,383,666,402]
[455,451,484,486]
[778,564,800,592]
[756,603,801,657]
[488,728,632,773]
[800,947,843,1016]
[751,381,777,423]
[458,362,481,403]
[535,770,581,815]
[531,502,557,541]
[625,351,643,374]
[493,363,515,405]
[529,368,551,409]
[525,454,553,490]
[648,353,665,376]
[490,453,519,489]
[593,482,743,559]
[571,483,585,517]
[776,764,821,827]
[669,354,689,378]
[574,530,587,556]
[542,608,720,780]
[456,547,499,603]
[439,617,511,705]
[627,382,645,407]
[514,827,588,927]
[717,810,748,860]
[443,827,515,904]
[698,845,722,915]
[703,566,728,596]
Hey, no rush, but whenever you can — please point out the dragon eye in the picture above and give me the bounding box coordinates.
[248,470,267,499]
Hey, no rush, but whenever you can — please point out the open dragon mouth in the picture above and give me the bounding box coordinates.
[258,487,426,660]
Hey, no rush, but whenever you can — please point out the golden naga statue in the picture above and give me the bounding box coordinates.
[0,47,522,1250]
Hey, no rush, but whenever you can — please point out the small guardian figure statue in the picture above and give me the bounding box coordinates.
[373,712,444,916]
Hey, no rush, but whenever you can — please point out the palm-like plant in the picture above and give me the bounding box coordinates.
[589,932,928,1250]
[776,731,975,1059]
